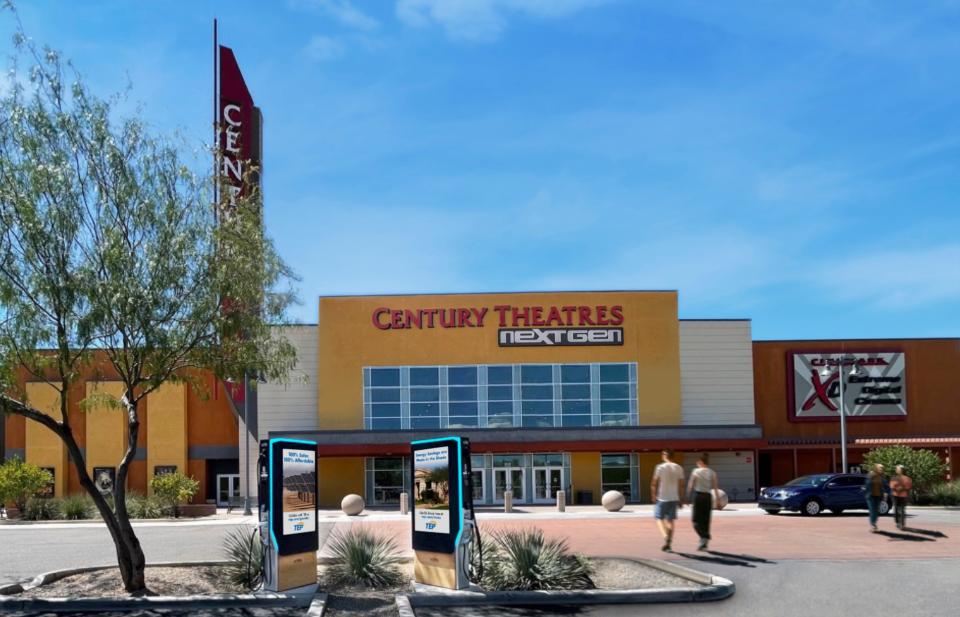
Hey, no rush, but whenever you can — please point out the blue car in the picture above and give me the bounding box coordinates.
[758,473,891,516]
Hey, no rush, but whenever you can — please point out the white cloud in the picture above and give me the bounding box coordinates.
[396,0,609,42]
[304,35,345,62]
[293,0,381,31]
[814,244,960,310]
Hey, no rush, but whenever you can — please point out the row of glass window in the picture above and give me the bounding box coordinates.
[364,453,634,505]
[363,363,637,430]
[368,364,631,387]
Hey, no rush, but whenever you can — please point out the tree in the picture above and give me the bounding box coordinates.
[150,470,199,518]
[863,446,948,493]
[0,17,297,593]
[0,456,54,512]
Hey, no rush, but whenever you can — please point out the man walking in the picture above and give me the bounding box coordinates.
[889,465,913,530]
[688,452,720,551]
[651,448,685,552]
[864,463,888,532]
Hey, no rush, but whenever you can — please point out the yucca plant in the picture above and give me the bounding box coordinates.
[222,527,264,590]
[326,527,404,588]
[60,494,95,520]
[482,528,594,591]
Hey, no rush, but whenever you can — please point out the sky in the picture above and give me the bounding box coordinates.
[3,1,959,339]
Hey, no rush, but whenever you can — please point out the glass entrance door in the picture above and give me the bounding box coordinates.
[217,474,240,507]
[533,467,563,503]
[493,468,525,503]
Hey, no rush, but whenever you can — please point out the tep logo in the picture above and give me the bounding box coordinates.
[294,523,304,531]
[426,521,437,530]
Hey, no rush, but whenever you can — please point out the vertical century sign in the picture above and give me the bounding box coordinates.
[215,25,263,423]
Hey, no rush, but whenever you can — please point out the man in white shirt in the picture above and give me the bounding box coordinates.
[651,448,685,552]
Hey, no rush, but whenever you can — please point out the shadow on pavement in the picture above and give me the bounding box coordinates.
[903,527,947,538]
[672,551,756,567]
[875,530,935,542]
[707,550,776,564]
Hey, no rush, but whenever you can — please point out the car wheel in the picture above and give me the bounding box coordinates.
[878,499,890,515]
[764,508,781,515]
[802,499,822,516]
[829,508,844,515]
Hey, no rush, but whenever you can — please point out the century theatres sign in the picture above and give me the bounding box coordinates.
[788,351,907,421]
[371,304,624,347]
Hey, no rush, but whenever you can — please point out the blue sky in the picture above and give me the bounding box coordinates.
[3,1,959,339]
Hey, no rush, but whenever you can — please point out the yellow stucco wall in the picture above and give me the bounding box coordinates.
[84,382,127,479]
[24,382,68,498]
[145,382,187,495]
[316,291,682,429]
[639,452,686,503]
[569,452,602,505]
[318,457,365,508]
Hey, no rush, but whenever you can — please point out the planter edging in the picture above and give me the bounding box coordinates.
[397,557,734,609]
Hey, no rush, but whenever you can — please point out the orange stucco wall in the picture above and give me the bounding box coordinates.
[754,339,960,438]
[4,355,237,502]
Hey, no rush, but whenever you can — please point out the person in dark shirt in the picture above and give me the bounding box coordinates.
[864,463,888,532]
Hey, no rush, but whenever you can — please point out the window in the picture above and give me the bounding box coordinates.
[363,363,637,430]
[599,363,632,426]
[601,454,633,502]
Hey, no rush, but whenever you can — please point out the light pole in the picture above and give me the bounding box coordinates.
[820,355,860,473]
[242,370,253,516]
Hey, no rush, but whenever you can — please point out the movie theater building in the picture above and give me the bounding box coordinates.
[246,291,763,508]
[754,338,960,487]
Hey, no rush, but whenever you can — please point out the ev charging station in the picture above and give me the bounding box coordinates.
[258,438,319,593]
[411,436,477,590]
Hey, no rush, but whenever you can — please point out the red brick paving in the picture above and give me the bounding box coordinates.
[327,512,959,562]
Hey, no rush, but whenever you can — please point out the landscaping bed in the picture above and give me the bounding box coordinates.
[16,565,243,598]
[586,558,699,590]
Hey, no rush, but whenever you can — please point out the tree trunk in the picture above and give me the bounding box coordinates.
[113,391,147,593]
[0,395,148,594]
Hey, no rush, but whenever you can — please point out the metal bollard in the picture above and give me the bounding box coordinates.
[400,492,409,515]
[556,490,566,512]
[504,490,513,513]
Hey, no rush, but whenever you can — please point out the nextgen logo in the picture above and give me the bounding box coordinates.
[498,327,623,347]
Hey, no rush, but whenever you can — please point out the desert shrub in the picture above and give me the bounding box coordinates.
[326,527,404,588]
[863,446,948,493]
[125,492,165,519]
[22,496,61,521]
[0,457,55,512]
[917,481,960,506]
[60,493,95,520]
[150,471,200,518]
[482,528,593,591]
[222,526,264,590]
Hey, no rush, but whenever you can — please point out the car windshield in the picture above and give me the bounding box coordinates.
[785,474,831,487]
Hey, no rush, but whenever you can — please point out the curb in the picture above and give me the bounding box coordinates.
[396,558,734,611]
[0,561,324,612]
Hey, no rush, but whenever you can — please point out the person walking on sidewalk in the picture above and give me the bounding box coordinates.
[687,453,720,551]
[889,465,913,530]
[651,448,685,552]
[864,463,888,532]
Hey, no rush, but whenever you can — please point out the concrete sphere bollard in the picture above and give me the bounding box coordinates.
[712,489,729,510]
[341,493,365,516]
[601,490,625,512]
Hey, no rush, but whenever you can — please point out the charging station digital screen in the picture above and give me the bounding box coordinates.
[270,438,318,555]
[411,437,466,554]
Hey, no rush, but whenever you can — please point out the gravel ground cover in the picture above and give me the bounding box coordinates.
[588,558,700,590]
[17,565,242,598]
